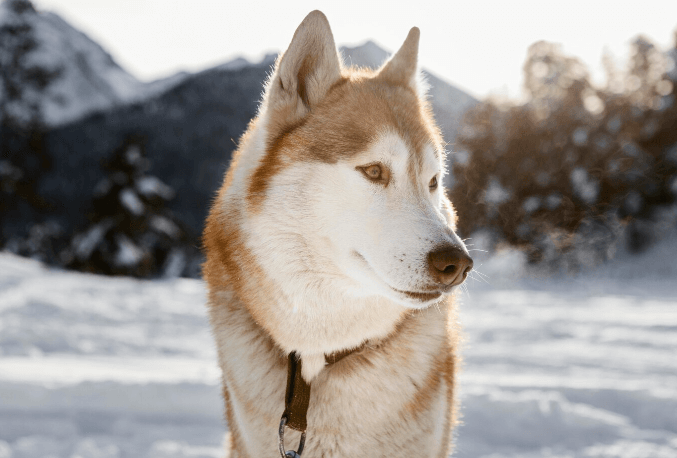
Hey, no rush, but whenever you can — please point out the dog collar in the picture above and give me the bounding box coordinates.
[278,347,362,457]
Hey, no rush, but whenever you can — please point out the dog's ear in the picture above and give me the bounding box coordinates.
[377,27,420,89]
[267,11,342,117]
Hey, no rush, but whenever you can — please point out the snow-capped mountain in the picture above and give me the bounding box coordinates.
[36,42,478,241]
[340,40,389,68]
[1,0,479,253]
[0,0,185,127]
[1,0,475,136]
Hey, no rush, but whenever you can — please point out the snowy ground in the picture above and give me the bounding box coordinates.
[1,235,676,458]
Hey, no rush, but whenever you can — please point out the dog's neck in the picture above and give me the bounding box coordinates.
[241,270,408,382]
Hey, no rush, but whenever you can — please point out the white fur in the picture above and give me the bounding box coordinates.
[205,11,467,457]
[230,128,465,382]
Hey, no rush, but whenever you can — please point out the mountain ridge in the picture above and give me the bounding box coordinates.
[2,0,478,249]
[0,0,188,126]
[1,0,477,135]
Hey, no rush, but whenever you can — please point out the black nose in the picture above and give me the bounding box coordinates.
[427,246,473,286]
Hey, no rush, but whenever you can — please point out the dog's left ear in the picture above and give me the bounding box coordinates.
[377,27,420,89]
[267,10,342,118]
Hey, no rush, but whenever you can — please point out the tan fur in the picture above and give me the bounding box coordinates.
[203,10,466,457]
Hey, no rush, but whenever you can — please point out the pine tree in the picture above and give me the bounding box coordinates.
[451,32,677,270]
[0,0,60,241]
[64,136,190,277]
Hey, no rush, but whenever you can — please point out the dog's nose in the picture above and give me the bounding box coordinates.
[428,246,473,286]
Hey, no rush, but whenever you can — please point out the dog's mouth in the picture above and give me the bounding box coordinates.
[352,251,447,303]
[392,288,443,302]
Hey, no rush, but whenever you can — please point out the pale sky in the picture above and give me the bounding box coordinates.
[34,0,677,99]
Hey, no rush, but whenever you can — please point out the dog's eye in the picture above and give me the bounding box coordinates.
[364,164,381,179]
[429,175,438,191]
[357,163,390,186]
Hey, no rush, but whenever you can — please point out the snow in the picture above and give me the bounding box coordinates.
[150,216,181,241]
[114,236,144,267]
[546,193,563,210]
[136,177,176,201]
[119,188,145,216]
[571,167,600,205]
[522,196,541,214]
[162,249,187,279]
[484,176,512,205]
[1,233,677,458]
[573,127,590,146]
[72,223,108,261]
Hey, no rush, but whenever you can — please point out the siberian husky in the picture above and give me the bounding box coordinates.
[203,10,472,458]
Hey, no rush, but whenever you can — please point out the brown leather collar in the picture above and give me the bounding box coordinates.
[282,353,311,432]
[324,345,361,365]
[282,345,363,432]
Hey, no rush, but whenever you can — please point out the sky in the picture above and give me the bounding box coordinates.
[33,0,677,99]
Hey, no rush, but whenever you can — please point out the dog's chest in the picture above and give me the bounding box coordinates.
[211,298,455,457]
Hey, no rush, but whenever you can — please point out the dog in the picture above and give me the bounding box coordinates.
[203,10,472,457]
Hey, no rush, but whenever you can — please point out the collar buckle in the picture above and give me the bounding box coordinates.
[279,415,306,458]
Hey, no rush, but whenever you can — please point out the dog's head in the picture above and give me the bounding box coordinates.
[245,11,472,310]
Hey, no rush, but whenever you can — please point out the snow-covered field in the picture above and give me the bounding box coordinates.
[1,236,676,458]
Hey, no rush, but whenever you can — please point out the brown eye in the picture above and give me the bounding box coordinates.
[364,164,382,180]
[429,175,438,191]
[357,163,390,185]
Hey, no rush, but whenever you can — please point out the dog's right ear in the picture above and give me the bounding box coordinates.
[376,27,420,89]
[266,11,342,120]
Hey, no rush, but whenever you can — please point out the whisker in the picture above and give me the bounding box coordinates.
[468,275,484,286]
[469,268,490,284]
[473,268,490,279]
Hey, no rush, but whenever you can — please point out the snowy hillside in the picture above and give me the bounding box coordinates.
[1,236,676,457]
[0,1,185,127]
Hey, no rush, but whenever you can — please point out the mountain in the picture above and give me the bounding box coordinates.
[0,0,186,127]
[41,62,268,239]
[0,1,475,136]
[41,46,477,241]
[2,1,478,252]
